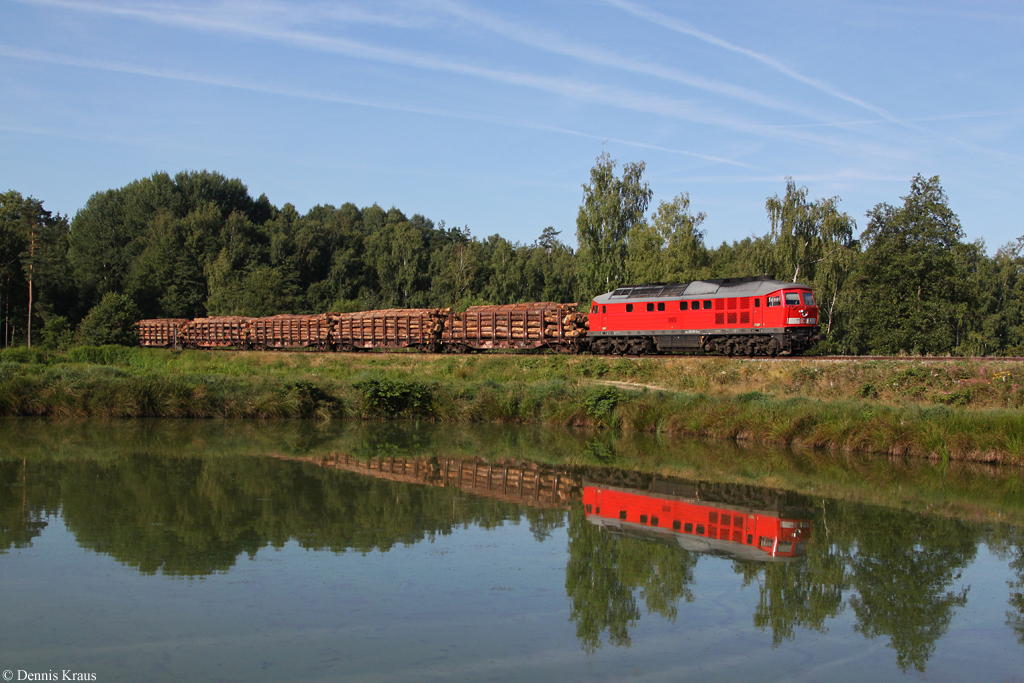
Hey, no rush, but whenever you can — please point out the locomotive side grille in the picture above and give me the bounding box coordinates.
[727,312,737,324]
[727,298,737,310]
[715,313,725,325]
[740,297,750,309]
[740,312,750,323]
[715,299,725,310]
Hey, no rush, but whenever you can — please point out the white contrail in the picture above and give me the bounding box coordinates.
[422,0,829,122]
[9,0,871,152]
[605,0,900,122]
[0,43,756,168]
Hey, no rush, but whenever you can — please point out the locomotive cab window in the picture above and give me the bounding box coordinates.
[679,302,686,311]
[626,304,633,312]
[646,303,654,312]
[767,296,781,307]
[591,305,598,313]
[803,292,815,306]
[657,302,665,311]
[785,292,801,306]
[703,300,712,309]
[691,301,699,310]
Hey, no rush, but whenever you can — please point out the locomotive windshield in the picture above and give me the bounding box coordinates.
[802,292,816,306]
[784,292,801,306]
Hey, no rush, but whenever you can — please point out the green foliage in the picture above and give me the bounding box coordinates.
[76,292,141,346]
[7,165,1024,358]
[0,347,50,364]
[849,175,971,355]
[354,378,435,417]
[625,192,709,284]
[67,345,134,365]
[575,152,652,301]
[38,315,74,350]
[585,387,621,424]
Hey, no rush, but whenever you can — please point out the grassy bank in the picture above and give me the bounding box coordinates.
[1,346,1022,464]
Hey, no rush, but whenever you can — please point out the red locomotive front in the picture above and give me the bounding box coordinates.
[586,276,819,356]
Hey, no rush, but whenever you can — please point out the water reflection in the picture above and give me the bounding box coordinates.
[1,419,1022,676]
[583,477,813,560]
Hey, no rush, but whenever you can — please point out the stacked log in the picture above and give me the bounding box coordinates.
[136,319,188,347]
[561,310,590,338]
[332,309,446,347]
[445,303,588,344]
[179,316,252,348]
[250,314,333,349]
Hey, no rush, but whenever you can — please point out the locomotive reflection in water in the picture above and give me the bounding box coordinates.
[583,476,813,561]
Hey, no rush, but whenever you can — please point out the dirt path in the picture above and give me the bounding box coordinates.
[587,379,669,392]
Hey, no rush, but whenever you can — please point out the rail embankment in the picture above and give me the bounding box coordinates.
[1,346,1022,464]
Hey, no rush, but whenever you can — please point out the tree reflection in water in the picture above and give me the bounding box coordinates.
[1006,529,1024,646]
[565,505,696,652]
[840,506,975,672]
[0,450,1015,673]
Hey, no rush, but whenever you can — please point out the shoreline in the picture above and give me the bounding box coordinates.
[1,346,1022,465]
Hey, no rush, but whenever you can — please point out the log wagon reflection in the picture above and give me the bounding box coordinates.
[582,478,812,561]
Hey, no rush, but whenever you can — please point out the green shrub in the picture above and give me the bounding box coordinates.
[354,378,434,417]
[39,316,75,351]
[0,347,49,364]
[77,292,140,346]
[585,387,621,426]
[68,345,134,366]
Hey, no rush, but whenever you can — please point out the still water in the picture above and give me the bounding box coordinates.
[1,419,1023,682]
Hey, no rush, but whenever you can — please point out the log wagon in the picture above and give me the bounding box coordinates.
[136,319,188,348]
[250,314,333,350]
[440,303,588,353]
[179,316,252,349]
[332,309,446,351]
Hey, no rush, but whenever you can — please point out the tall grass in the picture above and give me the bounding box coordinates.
[2,346,1023,463]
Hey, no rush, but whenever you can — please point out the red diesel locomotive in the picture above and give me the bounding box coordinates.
[583,482,813,561]
[587,276,820,356]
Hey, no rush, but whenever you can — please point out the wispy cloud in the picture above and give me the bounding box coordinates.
[0,43,756,168]
[11,0,876,153]
[421,0,828,121]
[606,0,1023,162]
[605,0,900,122]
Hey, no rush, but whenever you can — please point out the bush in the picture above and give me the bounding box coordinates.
[67,345,134,365]
[39,316,75,351]
[585,387,621,426]
[77,293,140,346]
[354,378,434,417]
[0,347,49,364]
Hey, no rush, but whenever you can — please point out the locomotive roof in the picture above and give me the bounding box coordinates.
[592,276,806,304]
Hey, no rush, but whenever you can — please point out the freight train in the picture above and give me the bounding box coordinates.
[136,276,820,357]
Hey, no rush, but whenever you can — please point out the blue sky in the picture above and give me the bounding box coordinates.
[2,0,1022,251]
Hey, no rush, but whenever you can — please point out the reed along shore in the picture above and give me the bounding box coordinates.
[1,345,1022,465]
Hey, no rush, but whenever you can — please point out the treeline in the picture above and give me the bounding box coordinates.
[2,156,1023,354]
